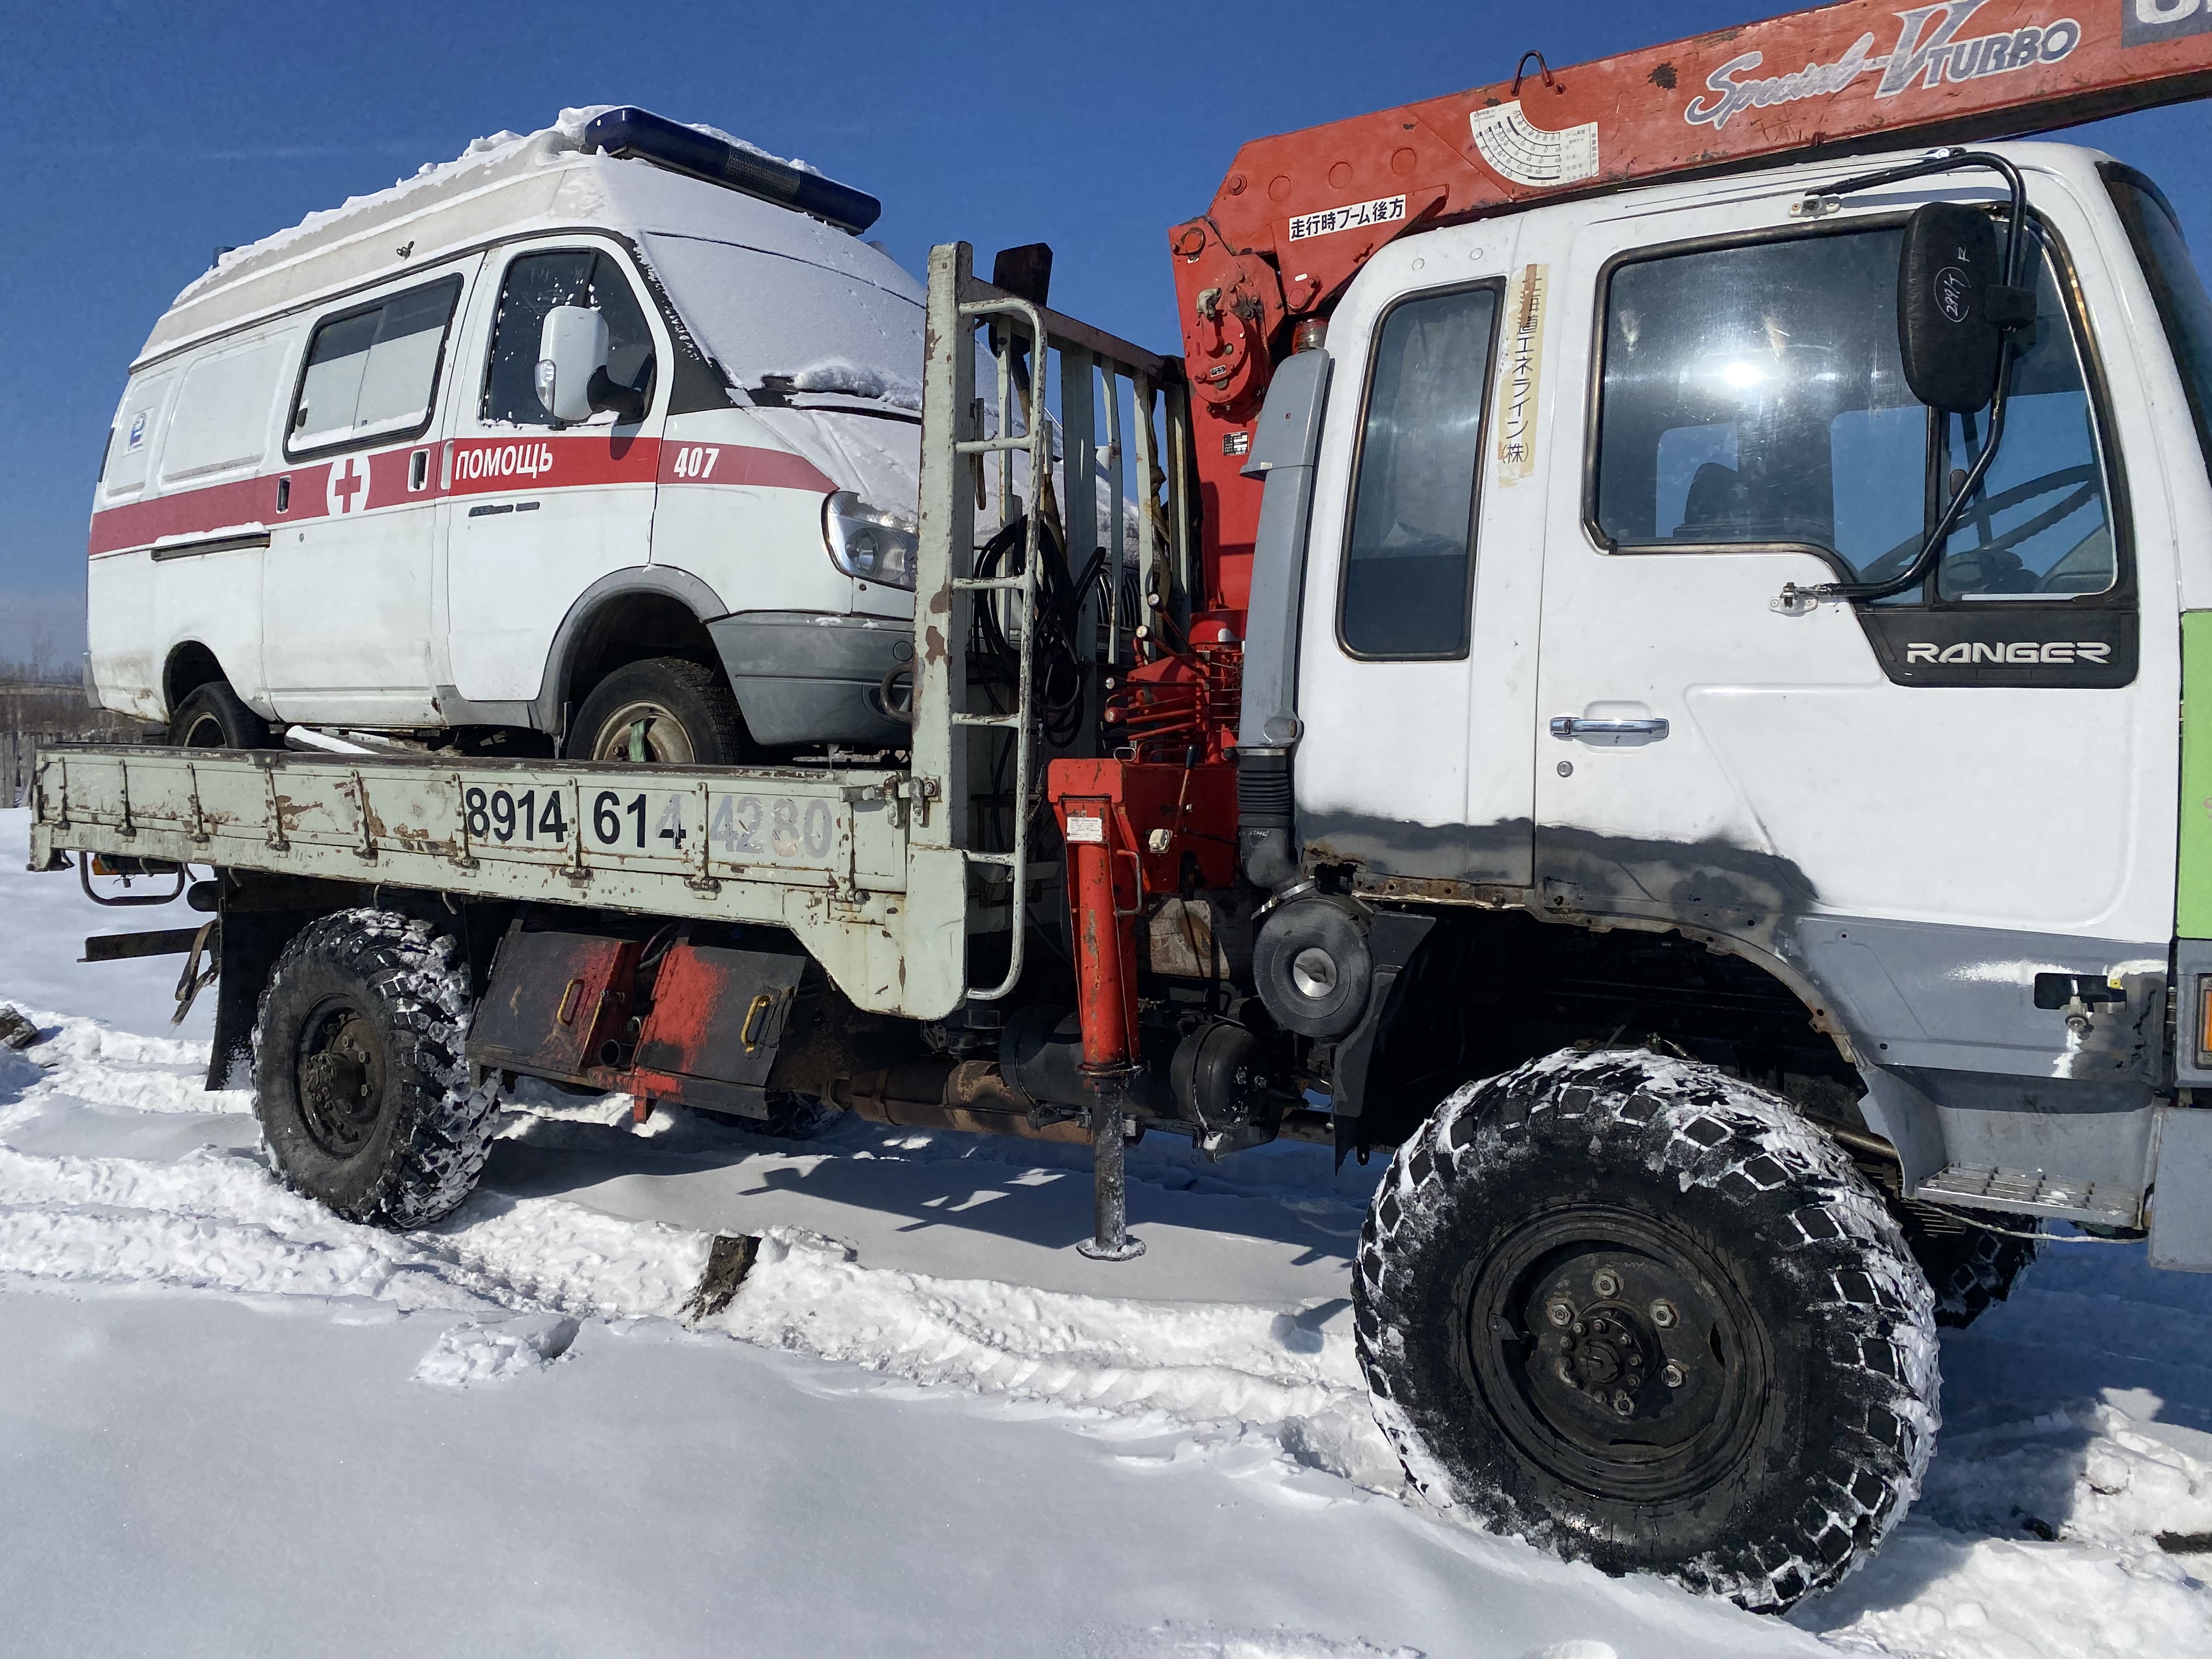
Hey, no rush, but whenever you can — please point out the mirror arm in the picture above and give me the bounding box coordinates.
[1787,352,2018,606]
[1781,149,2032,609]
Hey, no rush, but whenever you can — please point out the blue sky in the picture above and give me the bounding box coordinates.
[3,0,2207,665]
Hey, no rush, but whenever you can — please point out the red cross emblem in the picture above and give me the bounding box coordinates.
[326,454,371,516]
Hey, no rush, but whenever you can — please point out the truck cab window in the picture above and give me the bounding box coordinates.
[1595,224,2114,601]
[483,249,657,426]
[289,276,461,455]
[1340,284,1500,659]
[2107,166,2212,499]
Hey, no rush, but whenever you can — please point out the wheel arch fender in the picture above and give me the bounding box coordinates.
[162,639,269,720]
[532,566,731,737]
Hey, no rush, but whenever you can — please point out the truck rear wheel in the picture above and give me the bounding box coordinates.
[253,909,499,1228]
[1898,1203,2037,1328]
[168,680,271,750]
[569,657,752,765]
[1355,1048,1938,1612]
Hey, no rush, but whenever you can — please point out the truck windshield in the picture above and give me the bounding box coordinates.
[2106,165,2212,493]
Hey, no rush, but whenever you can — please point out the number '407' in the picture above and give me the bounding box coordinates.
[669,445,720,479]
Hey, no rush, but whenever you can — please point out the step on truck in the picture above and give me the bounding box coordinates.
[33,0,2212,1611]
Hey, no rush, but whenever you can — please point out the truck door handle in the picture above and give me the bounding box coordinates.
[1549,716,1669,740]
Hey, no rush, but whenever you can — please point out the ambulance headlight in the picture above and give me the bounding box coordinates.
[822,490,917,589]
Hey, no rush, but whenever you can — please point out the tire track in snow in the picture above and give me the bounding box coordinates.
[11,1002,2210,1658]
[0,1012,1393,1487]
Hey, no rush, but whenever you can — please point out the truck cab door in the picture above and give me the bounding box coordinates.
[438,239,670,723]
[1293,225,1539,894]
[1529,163,2176,1117]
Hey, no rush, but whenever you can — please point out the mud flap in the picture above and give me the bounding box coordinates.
[1328,910,1436,1165]
[2151,1107,2212,1271]
[628,942,806,1118]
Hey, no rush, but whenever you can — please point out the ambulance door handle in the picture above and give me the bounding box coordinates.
[1550,716,1669,740]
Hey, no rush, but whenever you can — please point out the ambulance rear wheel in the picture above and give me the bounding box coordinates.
[168,680,271,750]
[253,909,500,1228]
[569,657,752,766]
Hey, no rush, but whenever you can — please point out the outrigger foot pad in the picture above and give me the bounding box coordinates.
[1078,1236,1147,1262]
[1082,1092,1145,1261]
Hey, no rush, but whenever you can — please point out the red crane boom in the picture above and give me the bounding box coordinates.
[1167,0,2212,620]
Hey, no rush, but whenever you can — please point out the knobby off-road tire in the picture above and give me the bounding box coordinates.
[1897,1201,2038,1328]
[568,657,752,766]
[1355,1048,1939,1612]
[253,910,500,1228]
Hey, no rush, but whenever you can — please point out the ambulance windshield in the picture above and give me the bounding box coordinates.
[639,232,924,408]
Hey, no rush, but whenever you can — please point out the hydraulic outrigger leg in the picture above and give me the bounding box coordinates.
[1082,1082,1143,1262]
[1061,789,1146,1261]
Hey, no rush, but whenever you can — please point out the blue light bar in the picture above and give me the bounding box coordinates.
[582,107,881,236]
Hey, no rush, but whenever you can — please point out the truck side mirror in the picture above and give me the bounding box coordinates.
[536,305,610,424]
[1898,202,2013,413]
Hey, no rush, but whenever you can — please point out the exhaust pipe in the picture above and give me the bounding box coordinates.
[830,1058,1091,1144]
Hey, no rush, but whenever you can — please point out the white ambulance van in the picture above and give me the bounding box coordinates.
[87,106,924,764]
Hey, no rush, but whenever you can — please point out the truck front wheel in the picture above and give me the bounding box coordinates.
[253,910,499,1228]
[1355,1048,1938,1612]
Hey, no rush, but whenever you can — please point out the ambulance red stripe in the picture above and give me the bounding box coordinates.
[88,435,836,557]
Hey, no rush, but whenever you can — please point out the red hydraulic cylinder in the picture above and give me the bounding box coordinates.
[1063,796,1136,1076]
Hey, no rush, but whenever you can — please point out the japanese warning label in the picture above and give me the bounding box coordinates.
[1287,193,1408,241]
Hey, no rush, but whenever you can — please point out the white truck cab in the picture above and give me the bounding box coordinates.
[1267,139,2209,1227]
[87,106,924,763]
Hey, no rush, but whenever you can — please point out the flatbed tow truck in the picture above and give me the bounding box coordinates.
[37,0,2212,1609]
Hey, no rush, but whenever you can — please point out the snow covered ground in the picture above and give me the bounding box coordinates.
[2,806,2208,1657]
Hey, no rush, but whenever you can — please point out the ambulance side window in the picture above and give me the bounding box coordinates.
[101,372,173,501]
[482,249,657,426]
[287,276,462,457]
[1339,283,1503,659]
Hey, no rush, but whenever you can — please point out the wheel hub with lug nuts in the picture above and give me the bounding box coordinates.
[295,1003,387,1157]
[1528,1258,1703,1425]
[1468,1210,1768,1502]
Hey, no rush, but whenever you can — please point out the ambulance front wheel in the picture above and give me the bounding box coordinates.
[568,657,754,766]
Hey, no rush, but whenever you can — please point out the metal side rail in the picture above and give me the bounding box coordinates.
[26,742,963,1019]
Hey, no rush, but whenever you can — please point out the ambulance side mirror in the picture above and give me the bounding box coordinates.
[1897,202,2032,414]
[536,305,611,424]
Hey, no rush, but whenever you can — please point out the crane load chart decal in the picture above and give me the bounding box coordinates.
[1469,101,1601,188]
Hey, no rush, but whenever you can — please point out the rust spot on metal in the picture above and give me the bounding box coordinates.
[1347,869,1517,909]
[922,624,949,668]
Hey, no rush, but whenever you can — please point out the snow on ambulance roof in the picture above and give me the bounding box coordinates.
[137,105,916,375]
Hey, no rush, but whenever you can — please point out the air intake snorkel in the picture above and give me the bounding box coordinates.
[582,106,882,236]
[1235,345,1333,890]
